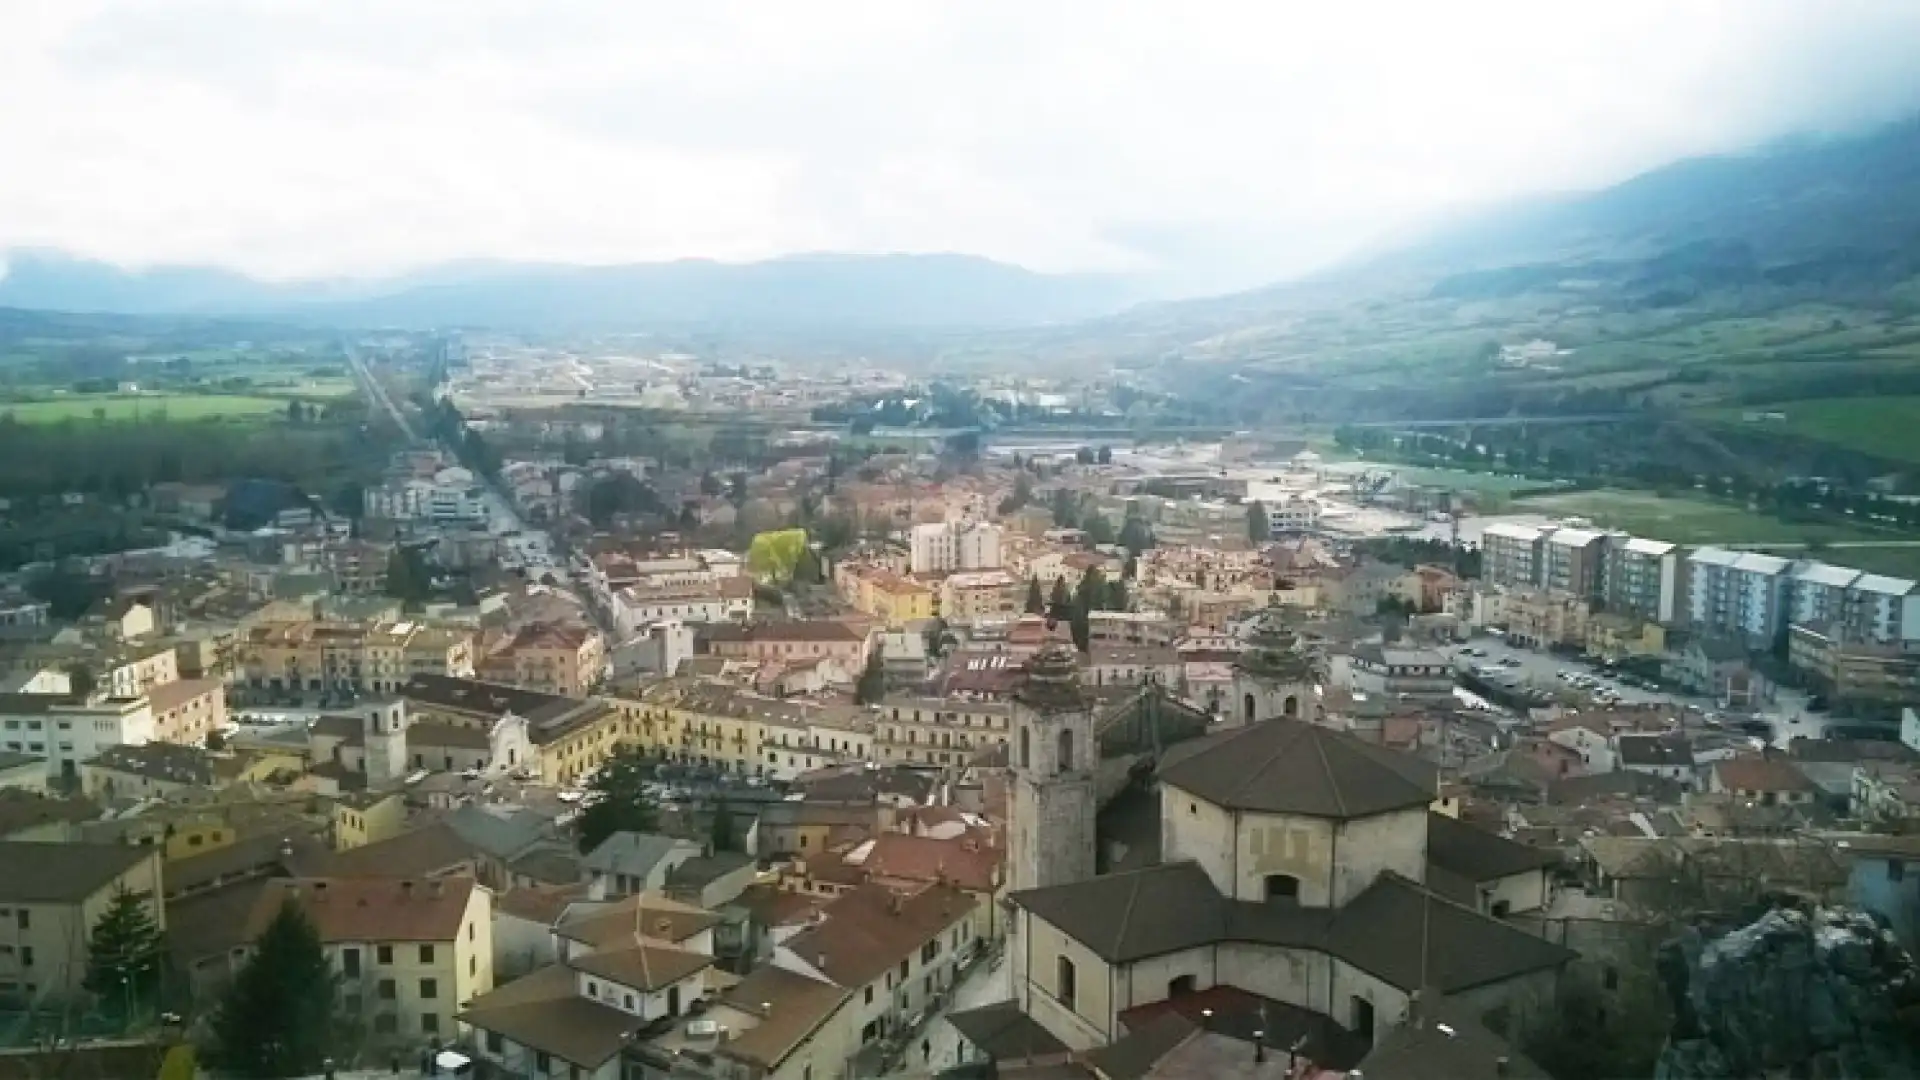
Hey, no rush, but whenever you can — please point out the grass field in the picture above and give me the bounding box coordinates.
[0,394,292,424]
[1386,466,1554,498]
[1511,488,1895,546]
[1695,396,1920,466]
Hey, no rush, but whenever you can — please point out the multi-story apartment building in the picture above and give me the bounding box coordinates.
[0,592,50,628]
[0,843,164,1005]
[939,571,1019,625]
[1686,548,1792,645]
[873,696,1013,768]
[1789,562,1862,629]
[479,623,606,697]
[0,694,156,784]
[1259,493,1321,534]
[1542,526,1606,598]
[363,467,491,526]
[146,678,228,745]
[1787,623,1920,710]
[236,620,476,695]
[909,521,1003,574]
[1480,522,1547,589]
[846,570,935,628]
[705,621,870,670]
[1843,573,1920,647]
[225,877,494,1046]
[100,640,181,700]
[1604,536,1681,624]
[609,577,754,634]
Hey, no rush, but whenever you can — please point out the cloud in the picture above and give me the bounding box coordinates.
[6,0,1920,288]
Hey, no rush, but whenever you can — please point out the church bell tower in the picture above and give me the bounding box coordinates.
[1007,643,1097,893]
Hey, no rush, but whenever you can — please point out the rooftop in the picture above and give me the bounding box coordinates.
[782,882,977,987]
[0,841,152,902]
[1157,720,1436,819]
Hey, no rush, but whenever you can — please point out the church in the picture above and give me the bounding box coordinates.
[985,640,1574,1071]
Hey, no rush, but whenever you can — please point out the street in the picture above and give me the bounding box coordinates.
[907,950,1012,1077]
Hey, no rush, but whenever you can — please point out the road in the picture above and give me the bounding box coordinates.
[343,343,419,442]
[908,950,1012,1076]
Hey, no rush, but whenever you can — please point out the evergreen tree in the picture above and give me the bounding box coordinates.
[1106,576,1130,612]
[855,648,887,705]
[576,746,660,853]
[84,888,165,1020]
[711,800,737,853]
[210,901,337,1078]
[1070,567,1103,652]
[1024,576,1045,615]
[1046,578,1073,624]
[1247,500,1270,543]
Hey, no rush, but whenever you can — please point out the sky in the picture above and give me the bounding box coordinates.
[6,0,1920,294]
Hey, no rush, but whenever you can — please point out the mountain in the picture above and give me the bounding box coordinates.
[0,250,1141,330]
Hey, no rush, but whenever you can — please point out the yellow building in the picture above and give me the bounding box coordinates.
[239,876,494,1046]
[939,571,1019,625]
[399,675,623,786]
[0,842,165,1000]
[147,677,229,745]
[855,571,934,628]
[333,790,410,851]
[1586,614,1667,660]
[236,620,476,696]
[478,622,606,697]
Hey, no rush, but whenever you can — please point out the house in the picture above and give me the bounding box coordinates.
[1009,719,1573,1053]
[775,881,981,1052]
[221,876,494,1047]
[1615,734,1697,787]
[0,842,164,1002]
[1423,812,1560,918]
[1673,637,1771,708]
[1832,833,1920,951]
[1706,754,1816,808]
[581,832,703,900]
[1851,761,1920,825]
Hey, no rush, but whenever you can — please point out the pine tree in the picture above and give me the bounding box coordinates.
[84,888,165,1020]
[1046,578,1073,624]
[1247,500,1270,543]
[711,800,737,853]
[1024,576,1045,615]
[855,648,887,705]
[576,746,660,853]
[211,900,337,1078]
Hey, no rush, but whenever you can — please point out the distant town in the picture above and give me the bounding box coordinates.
[0,330,1915,1080]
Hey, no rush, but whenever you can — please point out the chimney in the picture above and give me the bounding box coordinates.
[816,952,828,970]
[1496,1057,1510,1077]
[655,917,673,936]
[313,882,328,902]
[401,880,415,899]
[888,891,903,915]
[279,838,294,859]
[1198,1008,1213,1031]
[1253,1029,1265,1064]
[429,879,443,899]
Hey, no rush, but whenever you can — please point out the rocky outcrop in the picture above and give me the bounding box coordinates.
[1655,901,1920,1079]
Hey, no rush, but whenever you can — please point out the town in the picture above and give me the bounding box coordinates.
[0,332,1914,1080]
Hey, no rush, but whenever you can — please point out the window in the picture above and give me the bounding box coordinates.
[1056,956,1076,1011]
[1057,729,1074,773]
[485,1031,504,1054]
[19,947,32,968]
[1890,859,1908,884]
[535,1052,551,1072]
[1168,974,1196,998]
[377,945,393,965]
[625,993,635,1010]
[375,1013,398,1034]
[898,959,909,980]
[421,1013,439,1034]
[668,985,682,1015]
[1490,900,1512,918]
[1018,726,1030,769]
[470,955,477,977]
[1350,995,1375,1041]
[1243,693,1257,724]
[864,986,874,1005]
[469,922,475,941]
[1603,966,1620,991]
[1263,874,1301,903]
[342,948,361,978]
[419,944,435,964]
[377,979,396,1000]
[15,910,27,931]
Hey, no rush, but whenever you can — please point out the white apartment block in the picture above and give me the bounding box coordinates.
[1542,526,1605,598]
[0,695,156,783]
[1687,548,1792,644]
[1848,574,1920,646]
[1262,494,1321,534]
[1789,562,1863,628]
[909,521,1003,574]
[1604,537,1681,625]
[364,467,490,526]
[1480,523,1546,590]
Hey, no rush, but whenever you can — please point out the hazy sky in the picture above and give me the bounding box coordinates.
[7,1,1920,291]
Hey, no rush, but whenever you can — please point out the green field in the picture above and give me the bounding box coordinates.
[1511,488,1894,546]
[1695,396,1920,466]
[0,394,293,424]
[1384,466,1554,498]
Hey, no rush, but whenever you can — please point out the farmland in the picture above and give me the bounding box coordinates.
[0,393,293,424]
[1509,488,1893,546]
[1694,396,1920,467]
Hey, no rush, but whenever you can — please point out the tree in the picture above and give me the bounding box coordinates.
[1075,446,1095,465]
[1106,576,1130,612]
[1024,576,1045,615]
[1118,515,1154,556]
[1080,510,1115,547]
[746,529,809,583]
[383,547,432,611]
[727,471,749,507]
[1096,445,1112,465]
[700,471,723,498]
[1070,567,1103,652]
[855,648,887,705]
[84,888,165,1021]
[1047,578,1073,624]
[285,399,305,424]
[210,900,337,1078]
[576,746,659,853]
[1247,500,1270,543]
[710,801,738,853]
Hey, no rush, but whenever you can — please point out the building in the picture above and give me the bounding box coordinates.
[1006,719,1571,1053]
[1262,493,1322,534]
[1615,734,1697,787]
[363,467,491,525]
[909,521,1003,574]
[1335,645,1453,704]
[400,676,622,786]
[0,842,164,1003]
[1480,523,1547,590]
[479,623,606,697]
[1084,646,1182,690]
[706,622,871,671]
[216,876,494,1045]
[609,576,755,634]
[1687,548,1792,646]
[582,832,704,900]
[1787,624,1920,710]
[1006,646,1096,893]
[1504,588,1591,650]
[0,694,155,785]
[146,678,227,746]
[873,697,1013,768]
[1605,536,1682,625]
[1790,562,1863,629]
[1706,754,1816,808]
[1541,526,1605,598]
[235,620,477,696]
[939,571,1019,625]
[852,571,936,628]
